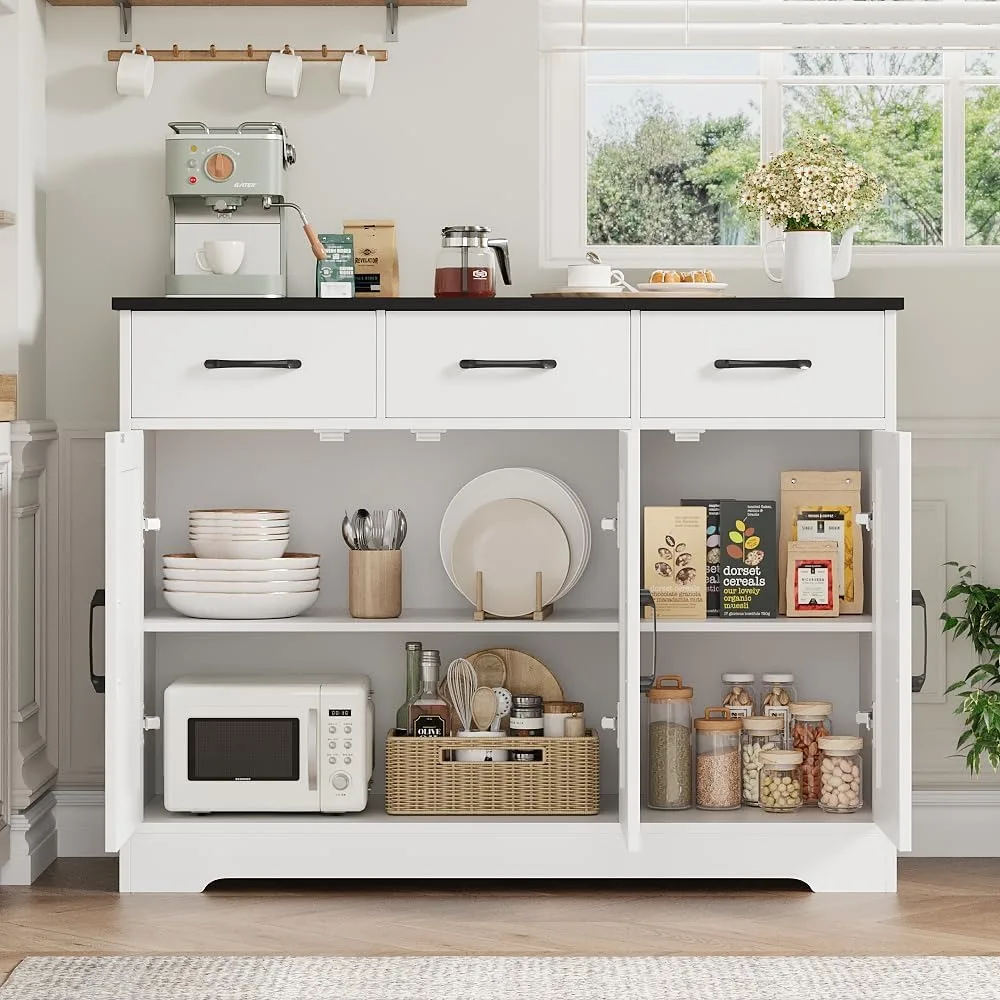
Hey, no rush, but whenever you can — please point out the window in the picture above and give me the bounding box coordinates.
[541,1,1000,263]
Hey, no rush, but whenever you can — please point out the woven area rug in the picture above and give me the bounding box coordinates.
[4,955,1000,1000]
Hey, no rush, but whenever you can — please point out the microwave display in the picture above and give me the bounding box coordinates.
[188,718,299,781]
[328,709,352,716]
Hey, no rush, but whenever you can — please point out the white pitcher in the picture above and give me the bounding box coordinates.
[764,228,857,297]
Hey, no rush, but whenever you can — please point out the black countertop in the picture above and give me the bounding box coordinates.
[112,296,904,312]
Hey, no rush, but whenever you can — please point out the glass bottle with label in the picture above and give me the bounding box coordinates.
[760,672,796,744]
[408,649,450,738]
[721,672,757,718]
[395,641,423,732]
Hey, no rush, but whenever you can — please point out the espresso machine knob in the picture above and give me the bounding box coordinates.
[205,152,235,181]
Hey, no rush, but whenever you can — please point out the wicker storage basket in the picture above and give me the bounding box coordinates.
[385,731,600,816]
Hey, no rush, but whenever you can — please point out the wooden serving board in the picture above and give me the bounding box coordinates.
[464,647,565,702]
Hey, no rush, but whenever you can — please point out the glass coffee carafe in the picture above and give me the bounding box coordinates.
[434,225,512,298]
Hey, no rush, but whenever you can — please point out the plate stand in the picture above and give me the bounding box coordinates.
[473,570,554,623]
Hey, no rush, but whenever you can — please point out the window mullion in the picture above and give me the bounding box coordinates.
[943,49,966,249]
[761,51,784,249]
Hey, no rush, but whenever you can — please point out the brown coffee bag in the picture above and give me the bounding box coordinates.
[343,220,399,297]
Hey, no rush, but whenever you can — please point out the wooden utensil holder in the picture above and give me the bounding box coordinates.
[349,550,402,619]
[473,570,554,622]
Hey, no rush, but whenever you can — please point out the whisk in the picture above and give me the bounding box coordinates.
[446,657,477,734]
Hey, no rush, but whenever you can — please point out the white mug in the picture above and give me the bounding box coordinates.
[339,44,376,98]
[116,46,155,99]
[567,263,626,289]
[265,46,303,98]
[454,730,508,763]
[196,241,246,276]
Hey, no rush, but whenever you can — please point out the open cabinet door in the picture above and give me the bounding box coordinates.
[105,431,146,852]
[618,430,641,851]
[872,430,912,852]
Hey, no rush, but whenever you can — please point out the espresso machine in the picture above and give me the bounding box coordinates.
[165,121,322,297]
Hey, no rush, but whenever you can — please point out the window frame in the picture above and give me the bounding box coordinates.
[541,48,1000,268]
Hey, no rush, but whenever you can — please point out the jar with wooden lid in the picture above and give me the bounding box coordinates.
[740,716,785,805]
[721,673,756,718]
[818,735,863,813]
[759,749,804,813]
[760,673,796,744]
[790,701,832,804]
[543,700,585,738]
[646,675,693,811]
[694,707,742,811]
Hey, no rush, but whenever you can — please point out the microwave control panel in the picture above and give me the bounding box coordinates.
[319,681,372,813]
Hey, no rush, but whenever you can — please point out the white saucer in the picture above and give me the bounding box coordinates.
[553,285,625,294]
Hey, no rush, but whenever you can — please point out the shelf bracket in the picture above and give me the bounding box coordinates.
[670,429,704,443]
[315,430,349,443]
[143,716,161,731]
[858,510,874,532]
[412,430,445,443]
[855,708,873,731]
[142,516,161,533]
[386,0,399,43]
[115,0,132,44]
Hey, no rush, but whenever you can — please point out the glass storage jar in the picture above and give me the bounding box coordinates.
[740,716,785,805]
[818,735,864,813]
[694,707,742,811]
[760,672,796,744]
[646,675,694,811]
[790,701,833,805]
[758,749,804,813]
[721,673,756,718]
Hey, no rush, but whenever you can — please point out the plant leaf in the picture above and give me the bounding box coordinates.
[726,544,743,560]
[728,531,744,545]
[735,520,746,532]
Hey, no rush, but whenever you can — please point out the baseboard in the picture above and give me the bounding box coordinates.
[911,788,1000,857]
[53,788,109,858]
[0,792,58,883]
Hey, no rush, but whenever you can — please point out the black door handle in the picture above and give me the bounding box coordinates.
[912,589,928,694]
[714,359,812,371]
[459,359,557,371]
[204,359,302,370]
[89,588,105,695]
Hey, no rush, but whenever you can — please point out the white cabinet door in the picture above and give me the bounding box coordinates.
[872,430,912,851]
[105,432,147,851]
[618,430,641,851]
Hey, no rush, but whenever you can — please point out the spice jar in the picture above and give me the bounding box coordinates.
[721,673,756,718]
[818,735,864,813]
[543,701,585,738]
[740,716,785,805]
[759,749,804,813]
[760,672,796,744]
[646,675,693,811]
[509,695,544,738]
[790,701,832,805]
[694,707,742,811]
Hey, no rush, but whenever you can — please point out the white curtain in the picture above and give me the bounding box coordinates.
[540,0,1000,51]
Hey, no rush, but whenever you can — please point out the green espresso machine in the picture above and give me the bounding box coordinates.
[165,122,298,297]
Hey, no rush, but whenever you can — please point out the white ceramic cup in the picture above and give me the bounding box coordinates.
[567,263,626,289]
[116,47,155,98]
[339,44,376,97]
[454,730,509,763]
[196,241,246,276]
[265,47,304,98]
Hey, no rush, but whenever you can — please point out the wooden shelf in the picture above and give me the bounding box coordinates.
[640,615,873,634]
[49,0,463,7]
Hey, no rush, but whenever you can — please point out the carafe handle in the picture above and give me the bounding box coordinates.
[487,238,512,286]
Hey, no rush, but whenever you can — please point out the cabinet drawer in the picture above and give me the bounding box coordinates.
[385,312,631,420]
[640,312,885,422]
[130,313,377,421]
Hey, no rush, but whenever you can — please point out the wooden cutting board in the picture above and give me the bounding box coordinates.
[464,647,565,702]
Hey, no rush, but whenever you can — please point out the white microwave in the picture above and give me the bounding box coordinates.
[164,675,373,814]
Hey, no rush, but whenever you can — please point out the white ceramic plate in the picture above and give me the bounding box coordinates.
[440,468,590,602]
[164,579,319,594]
[163,567,319,583]
[450,498,570,618]
[188,508,290,520]
[164,589,319,620]
[636,282,729,293]
[189,517,290,528]
[551,285,624,295]
[190,538,289,560]
[163,553,320,571]
[189,529,290,538]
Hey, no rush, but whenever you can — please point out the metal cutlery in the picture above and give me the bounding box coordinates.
[342,508,407,551]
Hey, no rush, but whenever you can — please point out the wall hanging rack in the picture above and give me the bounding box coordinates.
[108,42,390,62]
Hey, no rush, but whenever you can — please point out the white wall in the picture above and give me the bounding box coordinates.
[41,0,1000,852]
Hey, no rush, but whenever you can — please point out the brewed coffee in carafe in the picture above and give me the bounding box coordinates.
[434,225,512,298]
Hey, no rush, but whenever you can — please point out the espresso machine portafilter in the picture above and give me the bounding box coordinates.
[164,122,323,297]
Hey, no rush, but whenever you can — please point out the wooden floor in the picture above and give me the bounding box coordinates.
[2,858,999,982]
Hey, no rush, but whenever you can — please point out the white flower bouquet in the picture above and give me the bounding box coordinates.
[740,134,885,232]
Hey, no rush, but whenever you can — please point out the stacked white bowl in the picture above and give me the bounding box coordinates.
[163,509,321,620]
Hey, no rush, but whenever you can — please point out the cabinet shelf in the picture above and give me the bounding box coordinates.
[641,805,874,825]
[640,615,873,634]
[49,0,463,6]
[144,607,620,633]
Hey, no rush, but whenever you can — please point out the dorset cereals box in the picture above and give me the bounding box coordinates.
[719,500,778,619]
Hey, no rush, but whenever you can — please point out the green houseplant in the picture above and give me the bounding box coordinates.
[942,563,1000,774]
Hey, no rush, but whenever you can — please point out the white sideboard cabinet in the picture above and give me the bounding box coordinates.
[106,297,910,893]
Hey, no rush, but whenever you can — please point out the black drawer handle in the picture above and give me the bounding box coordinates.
[714,359,812,371]
[204,359,302,370]
[89,588,105,695]
[459,359,557,371]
